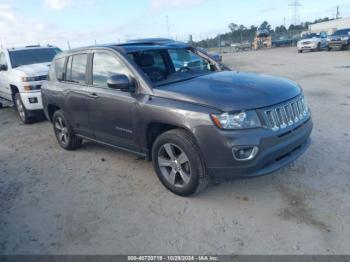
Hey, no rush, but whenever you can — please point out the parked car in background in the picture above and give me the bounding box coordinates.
[230,42,252,52]
[297,32,328,53]
[42,40,312,196]
[196,47,222,63]
[0,45,61,123]
[327,28,350,51]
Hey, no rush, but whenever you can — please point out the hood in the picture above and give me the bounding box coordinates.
[299,38,319,43]
[153,71,301,112]
[330,34,349,40]
[12,62,50,77]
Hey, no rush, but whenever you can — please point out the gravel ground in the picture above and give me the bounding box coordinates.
[0,47,350,255]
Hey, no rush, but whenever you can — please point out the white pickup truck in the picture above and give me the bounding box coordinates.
[0,45,61,123]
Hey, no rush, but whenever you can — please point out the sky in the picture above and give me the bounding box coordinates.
[1,0,350,49]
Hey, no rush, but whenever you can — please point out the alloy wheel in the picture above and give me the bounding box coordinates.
[16,97,25,121]
[54,116,69,145]
[157,143,191,188]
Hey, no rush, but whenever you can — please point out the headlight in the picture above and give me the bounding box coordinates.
[211,110,261,130]
[21,75,47,82]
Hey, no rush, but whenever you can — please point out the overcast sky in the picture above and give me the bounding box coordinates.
[1,0,350,49]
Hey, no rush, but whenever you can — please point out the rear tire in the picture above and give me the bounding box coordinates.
[52,110,82,150]
[298,50,302,53]
[152,129,209,197]
[15,93,32,124]
[328,47,332,51]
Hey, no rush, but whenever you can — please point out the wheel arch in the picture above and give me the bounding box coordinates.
[145,122,199,161]
[10,85,19,102]
[47,104,61,122]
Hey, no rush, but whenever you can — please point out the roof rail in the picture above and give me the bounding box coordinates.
[25,45,41,48]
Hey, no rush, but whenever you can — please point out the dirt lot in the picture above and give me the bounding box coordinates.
[0,47,350,255]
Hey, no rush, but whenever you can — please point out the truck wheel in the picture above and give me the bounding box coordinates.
[52,110,82,150]
[328,47,332,51]
[15,93,32,124]
[152,129,209,196]
[298,50,302,53]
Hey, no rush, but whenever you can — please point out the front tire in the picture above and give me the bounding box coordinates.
[15,93,32,124]
[152,129,209,196]
[52,110,82,150]
[298,50,302,53]
[317,43,321,51]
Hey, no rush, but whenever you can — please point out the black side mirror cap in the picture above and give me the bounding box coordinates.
[107,74,136,92]
[0,64,7,71]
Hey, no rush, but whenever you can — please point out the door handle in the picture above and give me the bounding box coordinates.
[87,93,99,99]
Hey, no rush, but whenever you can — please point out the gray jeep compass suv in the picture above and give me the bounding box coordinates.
[42,40,313,196]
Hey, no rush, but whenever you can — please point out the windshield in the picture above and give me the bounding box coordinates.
[302,33,319,39]
[9,48,61,68]
[128,48,214,86]
[333,29,350,36]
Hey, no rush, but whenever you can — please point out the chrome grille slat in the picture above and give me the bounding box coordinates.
[264,96,310,132]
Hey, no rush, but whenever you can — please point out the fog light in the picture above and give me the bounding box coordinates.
[232,146,259,161]
[28,97,38,103]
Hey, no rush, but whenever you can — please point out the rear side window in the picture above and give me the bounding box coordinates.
[55,58,66,81]
[66,54,88,84]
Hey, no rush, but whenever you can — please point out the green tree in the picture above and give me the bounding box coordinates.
[229,23,238,32]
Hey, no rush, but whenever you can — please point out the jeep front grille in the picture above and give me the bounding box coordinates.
[263,96,310,132]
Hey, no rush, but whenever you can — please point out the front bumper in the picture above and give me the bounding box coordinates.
[195,117,313,179]
[328,40,349,48]
[297,44,317,50]
[20,91,43,111]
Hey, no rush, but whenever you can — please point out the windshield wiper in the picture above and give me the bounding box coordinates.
[157,76,198,87]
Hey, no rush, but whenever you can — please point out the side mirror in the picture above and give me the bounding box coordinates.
[0,64,7,71]
[107,74,135,92]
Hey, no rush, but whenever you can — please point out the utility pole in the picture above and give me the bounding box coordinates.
[336,5,340,19]
[67,40,71,50]
[289,0,302,25]
[166,15,170,39]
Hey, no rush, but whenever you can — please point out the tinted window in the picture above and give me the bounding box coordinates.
[129,48,214,86]
[0,52,7,66]
[67,54,87,84]
[334,29,350,36]
[9,48,61,68]
[92,52,129,87]
[66,56,72,81]
[55,58,66,81]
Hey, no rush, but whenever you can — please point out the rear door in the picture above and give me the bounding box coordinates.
[87,51,139,150]
[62,53,95,137]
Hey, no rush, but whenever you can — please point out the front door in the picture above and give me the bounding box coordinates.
[88,51,138,150]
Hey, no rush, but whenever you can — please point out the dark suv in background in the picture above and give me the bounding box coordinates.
[42,40,313,196]
[328,28,350,51]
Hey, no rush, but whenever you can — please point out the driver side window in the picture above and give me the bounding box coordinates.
[92,52,130,87]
